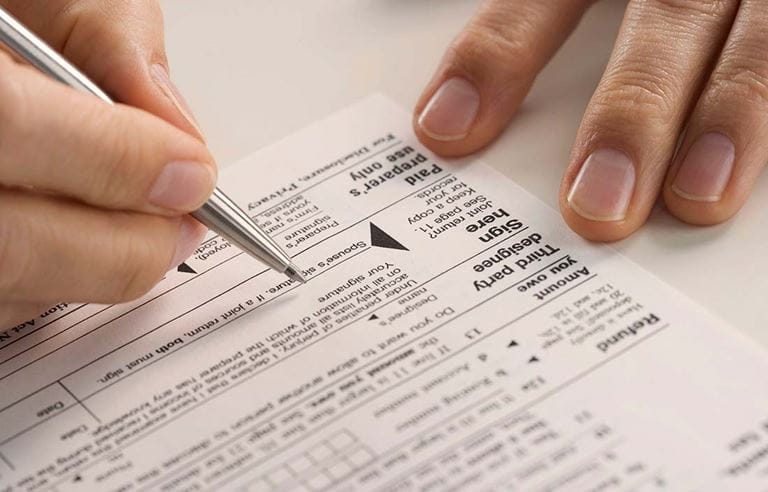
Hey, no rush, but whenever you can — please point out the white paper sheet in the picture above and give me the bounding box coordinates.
[2,96,767,491]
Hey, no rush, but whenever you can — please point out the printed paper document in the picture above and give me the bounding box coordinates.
[2,96,768,491]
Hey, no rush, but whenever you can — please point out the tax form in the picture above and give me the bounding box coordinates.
[2,95,768,491]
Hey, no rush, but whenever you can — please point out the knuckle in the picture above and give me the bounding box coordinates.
[713,52,768,107]
[450,20,539,82]
[591,67,680,130]
[648,0,731,19]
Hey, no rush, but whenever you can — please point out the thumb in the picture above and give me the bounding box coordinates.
[2,0,203,140]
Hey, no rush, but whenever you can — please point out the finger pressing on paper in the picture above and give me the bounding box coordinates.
[0,55,216,216]
[559,0,738,240]
[0,0,204,138]
[0,190,207,304]
[413,0,593,156]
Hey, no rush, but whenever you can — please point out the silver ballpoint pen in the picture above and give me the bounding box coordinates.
[0,7,306,283]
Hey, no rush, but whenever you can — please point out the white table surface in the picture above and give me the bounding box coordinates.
[162,0,768,347]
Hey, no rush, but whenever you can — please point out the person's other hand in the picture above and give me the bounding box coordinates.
[0,0,216,327]
[414,0,765,241]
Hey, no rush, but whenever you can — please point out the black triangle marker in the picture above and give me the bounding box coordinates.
[368,314,379,321]
[370,223,409,251]
[177,263,197,274]
[507,340,519,348]
[528,356,539,363]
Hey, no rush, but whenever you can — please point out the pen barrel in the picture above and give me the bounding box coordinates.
[192,189,293,273]
[0,7,112,102]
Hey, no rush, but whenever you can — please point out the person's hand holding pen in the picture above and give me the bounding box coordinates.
[0,0,216,326]
[415,0,765,241]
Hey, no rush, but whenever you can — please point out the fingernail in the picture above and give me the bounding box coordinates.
[149,161,216,212]
[567,148,636,221]
[150,64,205,137]
[672,132,735,202]
[169,217,207,270]
[417,77,480,141]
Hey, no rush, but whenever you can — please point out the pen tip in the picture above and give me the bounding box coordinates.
[285,263,307,284]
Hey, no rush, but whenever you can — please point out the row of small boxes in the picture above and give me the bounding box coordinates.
[248,430,375,491]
